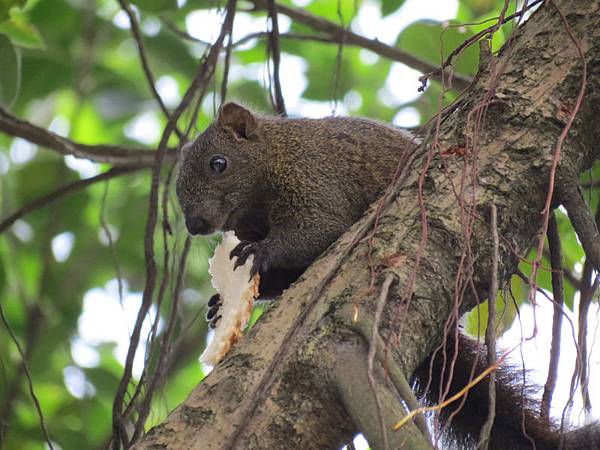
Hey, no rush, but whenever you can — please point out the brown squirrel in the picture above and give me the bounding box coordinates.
[176,102,599,450]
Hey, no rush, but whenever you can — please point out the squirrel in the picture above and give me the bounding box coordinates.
[176,102,600,450]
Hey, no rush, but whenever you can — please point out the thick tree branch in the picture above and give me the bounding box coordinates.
[335,335,432,450]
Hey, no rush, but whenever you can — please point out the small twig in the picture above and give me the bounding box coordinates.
[577,260,595,414]
[117,0,184,139]
[0,166,141,234]
[478,205,499,450]
[111,1,237,447]
[575,204,600,416]
[122,164,177,427]
[367,273,394,450]
[100,180,125,304]
[540,212,565,421]
[130,237,191,443]
[425,0,544,85]
[0,303,54,449]
[161,16,210,45]
[560,260,596,437]
[542,247,582,290]
[329,0,351,112]
[220,11,235,104]
[233,31,337,48]
[267,0,286,115]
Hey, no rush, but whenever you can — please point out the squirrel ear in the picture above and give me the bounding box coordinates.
[217,103,257,139]
[179,141,194,158]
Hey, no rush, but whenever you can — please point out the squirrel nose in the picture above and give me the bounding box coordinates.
[185,215,211,235]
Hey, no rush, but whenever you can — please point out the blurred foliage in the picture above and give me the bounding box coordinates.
[0,0,597,449]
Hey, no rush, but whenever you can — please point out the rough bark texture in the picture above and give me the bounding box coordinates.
[136,1,600,449]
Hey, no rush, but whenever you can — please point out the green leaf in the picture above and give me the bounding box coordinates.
[461,0,498,17]
[381,0,405,17]
[0,0,27,22]
[305,0,359,23]
[464,288,518,338]
[0,33,20,107]
[0,9,44,49]
[131,0,177,13]
[397,19,479,77]
[0,250,5,292]
[246,303,265,330]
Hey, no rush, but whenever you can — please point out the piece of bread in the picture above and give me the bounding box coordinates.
[200,232,260,366]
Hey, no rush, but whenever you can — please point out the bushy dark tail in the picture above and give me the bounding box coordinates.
[412,333,600,450]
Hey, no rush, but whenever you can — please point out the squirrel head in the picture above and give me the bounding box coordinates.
[176,102,268,236]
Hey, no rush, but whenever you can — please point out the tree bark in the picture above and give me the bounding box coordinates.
[135,1,600,448]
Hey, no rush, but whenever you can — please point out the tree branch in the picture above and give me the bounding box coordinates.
[233,30,344,48]
[0,107,176,166]
[559,180,600,274]
[111,1,238,447]
[249,0,473,91]
[117,0,184,139]
[266,0,286,115]
[478,204,499,450]
[540,212,565,421]
[0,166,142,234]
[336,334,432,450]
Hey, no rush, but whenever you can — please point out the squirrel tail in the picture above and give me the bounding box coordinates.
[412,332,600,450]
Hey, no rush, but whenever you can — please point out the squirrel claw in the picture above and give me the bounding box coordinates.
[208,293,221,307]
[209,314,222,329]
[230,240,254,262]
[230,240,261,279]
[208,294,221,308]
[206,293,222,323]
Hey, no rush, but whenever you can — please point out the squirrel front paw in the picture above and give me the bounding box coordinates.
[206,293,222,328]
[229,240,264,279]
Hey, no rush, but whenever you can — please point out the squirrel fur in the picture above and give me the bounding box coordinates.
[176,102,599,449]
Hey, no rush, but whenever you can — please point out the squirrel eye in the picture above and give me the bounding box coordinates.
[209,155,227,174]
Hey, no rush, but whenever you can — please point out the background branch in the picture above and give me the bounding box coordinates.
[559,180,600,273]
[266,0,286,115]
[117,0,184,139]
[540,213,566,421]
[249,0,472,91]
[0,166,142,234]
[0,107,175,166]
